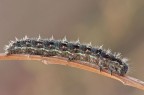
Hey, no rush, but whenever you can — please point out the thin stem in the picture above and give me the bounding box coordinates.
[0,53,144,90]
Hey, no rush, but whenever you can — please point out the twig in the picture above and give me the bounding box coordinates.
[0,53,144,90]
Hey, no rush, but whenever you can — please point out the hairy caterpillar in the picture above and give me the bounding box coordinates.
[4,36,128,76]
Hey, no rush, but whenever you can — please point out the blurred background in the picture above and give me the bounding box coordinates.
[0,0,144,95]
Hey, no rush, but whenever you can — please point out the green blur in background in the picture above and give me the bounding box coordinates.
[0,0,144,95]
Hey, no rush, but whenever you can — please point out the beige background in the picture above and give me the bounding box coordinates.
[0,0,144,95]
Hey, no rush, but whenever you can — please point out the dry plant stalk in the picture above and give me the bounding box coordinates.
[0,53,144,90]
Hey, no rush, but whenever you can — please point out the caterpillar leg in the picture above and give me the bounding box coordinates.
[68,53,81,61]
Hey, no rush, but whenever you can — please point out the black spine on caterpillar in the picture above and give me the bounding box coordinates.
[4,36,128,76]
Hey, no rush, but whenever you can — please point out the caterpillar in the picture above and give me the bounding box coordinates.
[4,36,128,76]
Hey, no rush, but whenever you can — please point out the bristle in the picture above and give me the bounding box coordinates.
[23,35,28,40]
[106,49,111,54]
[50,35,54,40]
[115,52,121,58]
[62,36,67,42]
[99,45,103,49]
[37,34,41,40]
[88,42,92,46]
[4,45,9,50]
[122,58,128,63]
[75,38,80,43]
[15,37,18,41]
